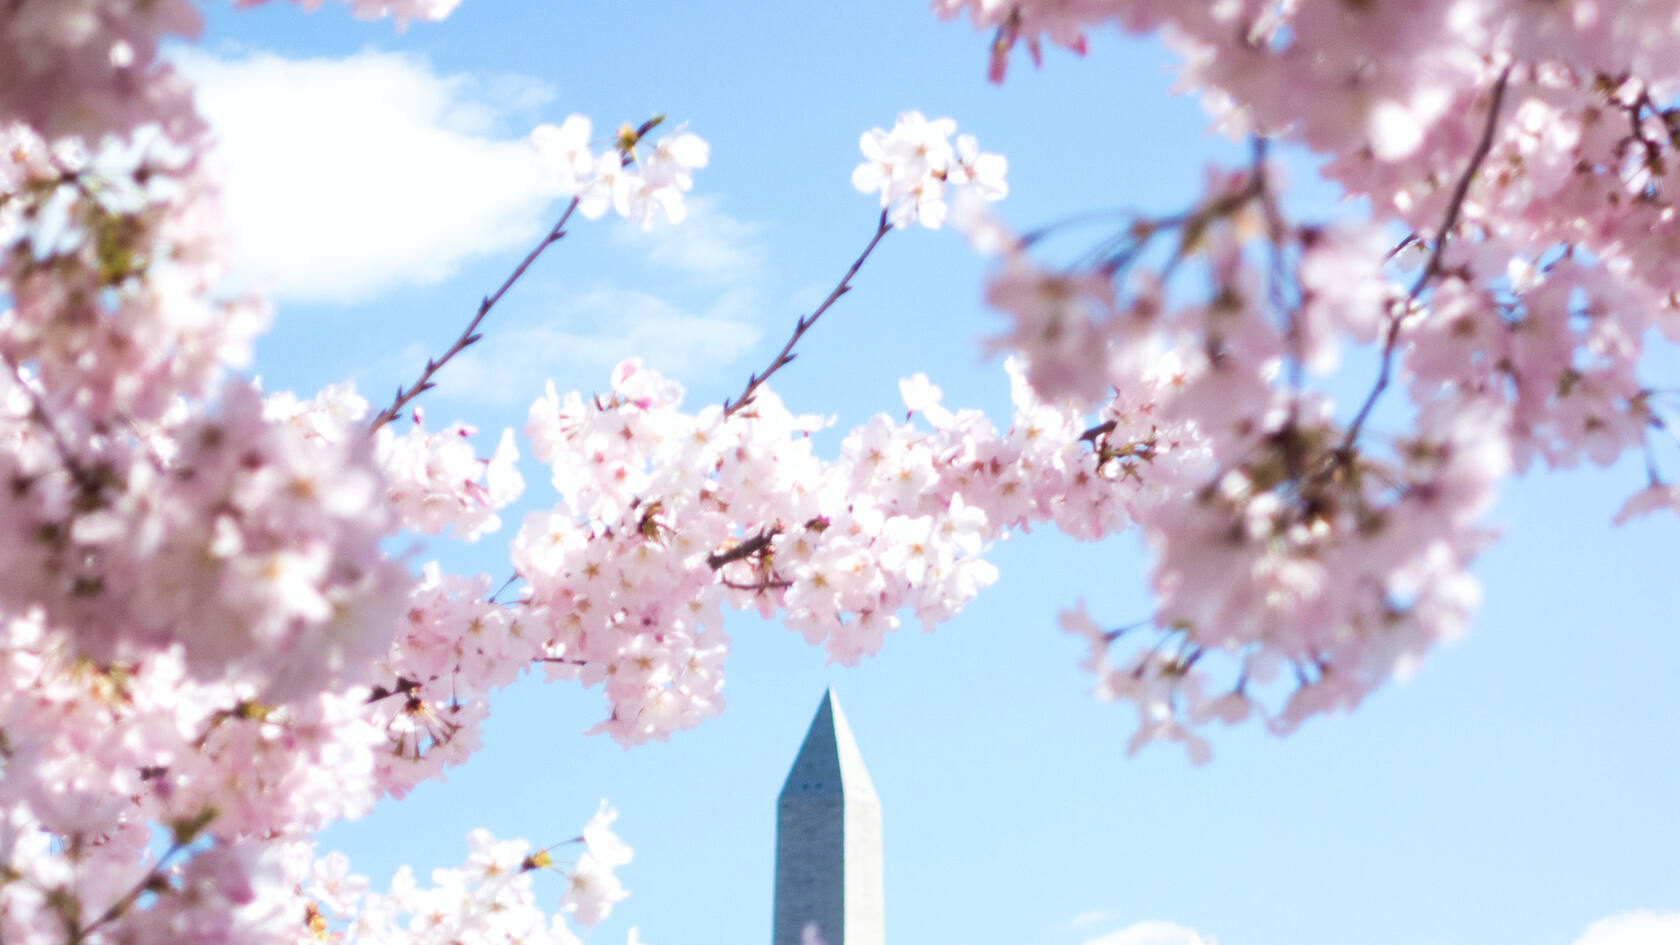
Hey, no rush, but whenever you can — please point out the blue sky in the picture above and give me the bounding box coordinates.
[182,3,1676,945]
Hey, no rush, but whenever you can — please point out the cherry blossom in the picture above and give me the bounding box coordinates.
[852,110,1008,229]
[919,0,1680,751]
[530,115,711,227]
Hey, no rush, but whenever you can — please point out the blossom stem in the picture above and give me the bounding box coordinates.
[487,572,520,604]
[1079,419,1117,442]
[370,196,583,432]
[2,356,104,501]
[705,528,779,570]
[723,210,892,417]
[722,578,793,591]
[1341,64,1514,453]
[72,841,189,943]
[1640,429,1664,486]
[1249,136,1301,392]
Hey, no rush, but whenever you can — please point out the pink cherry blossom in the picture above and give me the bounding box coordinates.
[853,111,1007,228]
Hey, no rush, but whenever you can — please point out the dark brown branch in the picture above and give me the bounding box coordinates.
[370,196,582,432]
[71,840,190,942]
[1408,66,1514,300]
[1079,419,1117,443]
[364,676,423,704]
[3,356,105,502]
[1623,89,1666,195]
[1250,136,1302,390]
[1341,64,1514,453]
[722,578,792,592]
[705,528,778,570]
[723,210,892,416]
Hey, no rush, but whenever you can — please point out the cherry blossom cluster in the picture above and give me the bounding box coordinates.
[852,110,1008,229]
[0,823,301,945]
[513,361,1010,742]
[0,125,268,428]
[0,357,634,943]
[336,350,1155,767]
[362,565,534,793]
[303,806,635,945]
[0,373,411,704]
[0,785,631,945]
[378,413,525,542]
[531,115,711,228]
[0,611,380,939]
[0,585,634,942]
[0,0,451,142]
[0,2,667,943]
[460,341,1209,747]
[926,0,1680,749]
[936,155,1518,749]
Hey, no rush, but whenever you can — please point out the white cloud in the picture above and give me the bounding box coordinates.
[175,48,564,303]
[1068,911,1117,929]
[1079,920,1217,945]
[177,48,776,398]
[612,196,766,284]
[1572,911,1680,945]
[422,282,763,407]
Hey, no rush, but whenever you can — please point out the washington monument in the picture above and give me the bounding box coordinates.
[772,690,885,945]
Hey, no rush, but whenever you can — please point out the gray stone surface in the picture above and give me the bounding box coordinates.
[772,690,884,945]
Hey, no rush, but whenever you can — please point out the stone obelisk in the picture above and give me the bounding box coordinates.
[772,690,884,945]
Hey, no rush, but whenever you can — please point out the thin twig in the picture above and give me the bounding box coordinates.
[722,578,793,592]
[72,841,188,942]
[1104,171,1267,278]
[1340,64,1514,453]
[1249,135,1301,393]
[370,197,583,432]
[1408,67,1514,300]
[1018,207,1138,245]
[487,572,519,605]
[1384,232,1421,263]
[723,210,892,416]
[1640,425,1664,487]
[3,357,103,501]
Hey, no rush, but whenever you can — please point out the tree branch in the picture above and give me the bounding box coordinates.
[1341,64,1514,453]
[70,840,190,943]
[705,528,778,570]
[723,210,892,417]
[721,577,792,592]
[1079,419,1117,443]
[3,357,106,503]
[370,196,583,432]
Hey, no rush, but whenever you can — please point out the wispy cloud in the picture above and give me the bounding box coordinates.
[177,48,776,401]
[175,48,564,304]
[612,196,767,285]
[1079,920,1217,945]
[424,282,764,407]
[1572,911,1680,945]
